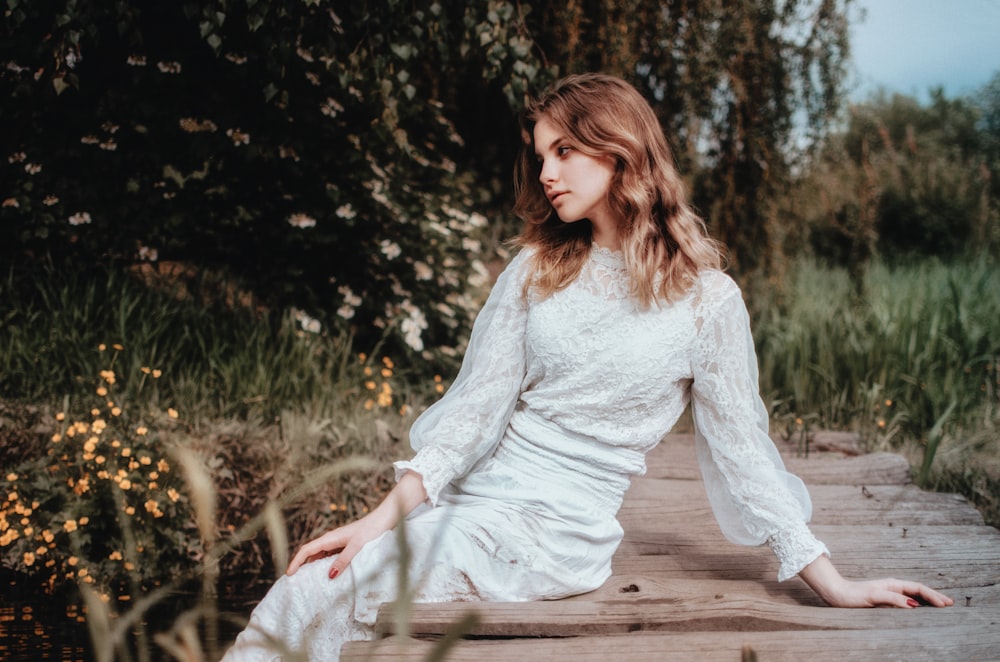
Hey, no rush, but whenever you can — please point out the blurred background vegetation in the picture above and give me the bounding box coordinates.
[1,0,998,657]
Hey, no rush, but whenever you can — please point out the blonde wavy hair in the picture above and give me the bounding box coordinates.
[513,73,723,305]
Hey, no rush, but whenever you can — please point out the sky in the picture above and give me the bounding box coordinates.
[848,0,1000,102]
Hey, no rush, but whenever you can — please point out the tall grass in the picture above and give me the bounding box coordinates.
[0,262,438,421]
[753,256,1000,522]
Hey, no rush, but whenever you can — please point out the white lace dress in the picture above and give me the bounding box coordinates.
[222,247,829,660]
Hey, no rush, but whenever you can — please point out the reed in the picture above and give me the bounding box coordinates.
[753,256,1000,522]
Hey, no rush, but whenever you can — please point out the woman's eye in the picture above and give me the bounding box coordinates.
[557,146,572,157]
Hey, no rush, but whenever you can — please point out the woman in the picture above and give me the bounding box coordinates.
[223,73,952,660]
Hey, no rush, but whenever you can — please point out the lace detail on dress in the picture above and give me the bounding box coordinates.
[769,522,830,582]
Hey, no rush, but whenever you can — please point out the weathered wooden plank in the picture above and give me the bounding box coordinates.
[342,627,1000,662]
[563,575,1000,608]
[614,523,1000,588]
[619,481,985,527]
[370,598,1000,638]
[645,434,911,486]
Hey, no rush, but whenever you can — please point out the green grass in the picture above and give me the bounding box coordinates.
[752,256,1000,523]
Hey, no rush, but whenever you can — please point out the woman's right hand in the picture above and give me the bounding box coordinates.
[285,470,428,580]
[285,515,387,579]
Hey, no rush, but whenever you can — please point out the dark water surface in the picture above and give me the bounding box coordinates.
[1,569,259,661]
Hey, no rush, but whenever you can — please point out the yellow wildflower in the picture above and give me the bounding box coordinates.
[120,479,132,490]
[100,370,116,384]
[98,344,107,352]
[7,491,16,501]
[152,369,162,378]
[121,448,132,457]
[6,473,17,481]
[51,433,62,443]
[144,499,158,513]
[35,545,47,555]
[136,426,148,436]
[79,517,89,525]
[381,368,392,378]
[63,520,77,533]
[42,530,54,543]
[382,356,394,369]
[95,455,106,465]
[365,380,376,390]
[109,550,122,560]
[141,366,151,374]
[111,406,122,417]
[167,407,178,419]
[96,386,108,397]
[125,506,135,515]
[364,399,374,410]
[55,412,65,422]
[112,343,123,351]
[23,552,35,566]
[68,555,78,566]
[167,488,180,502]
[139,456,151,466]
[157,459,170,472]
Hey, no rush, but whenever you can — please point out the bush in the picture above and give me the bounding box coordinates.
[0,349,199,600]
[1,0,552,358]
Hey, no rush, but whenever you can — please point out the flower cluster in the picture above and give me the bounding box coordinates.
[0,346,198,599]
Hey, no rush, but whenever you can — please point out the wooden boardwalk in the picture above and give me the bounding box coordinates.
[342,434,1000,661]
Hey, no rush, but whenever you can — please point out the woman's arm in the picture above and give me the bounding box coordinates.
[285,471,427,579]
[799,554,954,608]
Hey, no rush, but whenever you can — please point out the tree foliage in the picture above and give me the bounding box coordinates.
[792,87,998,281]
[1,0,553,359]
[2,0,857,357]
[529,0,854,275]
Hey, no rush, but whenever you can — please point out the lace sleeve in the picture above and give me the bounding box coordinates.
[689,273,829,581]
[393,250,531,506]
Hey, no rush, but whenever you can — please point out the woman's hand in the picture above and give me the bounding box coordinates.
[799,555,954,608]
[286,515,387,579]
[285,470,428,580]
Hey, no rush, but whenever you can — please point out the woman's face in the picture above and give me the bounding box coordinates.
[533,117,618,242]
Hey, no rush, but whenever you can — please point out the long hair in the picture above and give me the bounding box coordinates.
[512,73,723,305]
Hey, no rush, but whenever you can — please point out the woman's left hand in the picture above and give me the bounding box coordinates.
[799,555,954,608]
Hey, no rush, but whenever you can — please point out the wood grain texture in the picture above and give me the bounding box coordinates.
[341,435,1000,659]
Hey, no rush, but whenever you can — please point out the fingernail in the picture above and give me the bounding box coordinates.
[906,598,919,608]
[329,567,339,579]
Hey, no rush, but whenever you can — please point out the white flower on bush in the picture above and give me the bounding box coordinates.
[293,308,322,334]
[399,300,428,352]
[68,212,92,226]
[335,204,356,219]
[137,245,158,262]
[337,285,362,320]
[24,163,41,175]
[467,259,490,288]
[157,61,182,74]
[413,261,433,281]
[462,238,481,253]
[320,97,344,117]
[380,240,401,260]
[287,213,316,229]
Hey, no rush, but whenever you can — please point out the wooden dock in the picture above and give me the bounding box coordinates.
[341,433,1000,661]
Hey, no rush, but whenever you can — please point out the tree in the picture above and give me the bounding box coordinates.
[1,0,553,358]
[528,0,854,276]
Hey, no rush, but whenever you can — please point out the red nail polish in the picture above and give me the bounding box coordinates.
[906,598,919,607]
[329,567,339,579]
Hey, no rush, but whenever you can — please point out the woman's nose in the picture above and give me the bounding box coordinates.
[538,160,556,184]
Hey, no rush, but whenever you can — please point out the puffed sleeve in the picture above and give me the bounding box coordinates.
[393,249,532,506]
[689,272,829,581]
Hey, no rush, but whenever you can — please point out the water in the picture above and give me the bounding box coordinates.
[0,569,260,661]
